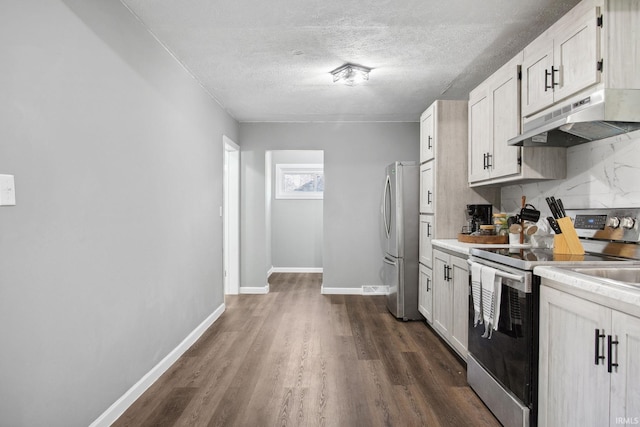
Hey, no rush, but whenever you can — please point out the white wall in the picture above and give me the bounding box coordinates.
[501,130,640,214]
[270,150,324,270]
[0,1,238,425]
[239,122,419,292]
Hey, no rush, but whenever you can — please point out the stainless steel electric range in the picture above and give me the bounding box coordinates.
[466,208,640,427]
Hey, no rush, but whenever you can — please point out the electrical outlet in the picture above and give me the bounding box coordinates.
[0,174,16,206]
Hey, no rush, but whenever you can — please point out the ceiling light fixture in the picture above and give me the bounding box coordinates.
[331,63,371,86]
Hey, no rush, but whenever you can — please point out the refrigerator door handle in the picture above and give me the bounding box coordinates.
[383,256,397,266]
[382,176,391,238]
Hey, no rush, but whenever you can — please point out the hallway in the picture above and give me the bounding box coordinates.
[114,273,499,426]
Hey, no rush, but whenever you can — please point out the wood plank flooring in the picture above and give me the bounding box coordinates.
[114,273,500,426]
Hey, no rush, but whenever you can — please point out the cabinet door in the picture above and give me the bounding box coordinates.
[419,161,434,214]
[522,41,555,117]
[418,264,433,324]
[449,255,469,359]
[610,311,640,426]
[553,7,601,103]
[468,85,492,183]
[432,250,452,339]
[490,65,521,179]
[538,286,610,427]
[419,214,434,268]
[420,107,435,163]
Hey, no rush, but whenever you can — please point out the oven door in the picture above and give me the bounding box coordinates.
[467,259,533,406]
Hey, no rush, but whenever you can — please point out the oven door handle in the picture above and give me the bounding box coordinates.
[467,260,525,283]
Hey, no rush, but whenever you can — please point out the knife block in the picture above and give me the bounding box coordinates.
[553,217,585,255]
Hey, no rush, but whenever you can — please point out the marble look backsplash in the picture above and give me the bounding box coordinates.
[501,130,640,216]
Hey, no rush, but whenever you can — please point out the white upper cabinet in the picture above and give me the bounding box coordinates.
[468,53,566,186]
[522,6,601,117]
[420,107,435,163]
[521,0,640,124]
[469,55,522,184]
[468,84,492,183]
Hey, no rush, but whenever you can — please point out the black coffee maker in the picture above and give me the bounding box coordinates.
[466,204,493,233]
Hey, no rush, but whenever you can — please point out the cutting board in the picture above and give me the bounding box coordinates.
[457,233,508,244]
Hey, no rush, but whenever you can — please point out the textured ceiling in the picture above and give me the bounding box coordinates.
[120,0,581,122]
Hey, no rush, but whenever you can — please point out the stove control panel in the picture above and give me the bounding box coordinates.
[566,208,640,243]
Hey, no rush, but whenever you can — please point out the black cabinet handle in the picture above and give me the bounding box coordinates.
[483,153,487,170]
[595,329,605,365]
[444,265,452,281]
[428,135,433,150]
[426,278,431,292]
[607,335,619,373]
[427,222,432,237]
[545,66,559,91]
[551,66,559,89]
[427,190,432,205]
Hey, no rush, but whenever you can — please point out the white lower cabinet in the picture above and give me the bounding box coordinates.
[418,264,433,323]
[610,311,640,425]
[539,284,640,427]
[432,248,469,360]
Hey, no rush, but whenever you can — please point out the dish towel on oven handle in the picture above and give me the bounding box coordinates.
[470,262,483,327]
[481,265,503,339]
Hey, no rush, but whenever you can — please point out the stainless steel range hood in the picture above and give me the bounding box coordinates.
[509,89,640,147]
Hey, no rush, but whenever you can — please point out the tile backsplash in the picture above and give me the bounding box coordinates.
[501,130,640,216]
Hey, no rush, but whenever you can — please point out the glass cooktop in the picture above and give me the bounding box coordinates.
[470,247,638,271]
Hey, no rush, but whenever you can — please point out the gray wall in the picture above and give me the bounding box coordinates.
[270,150,324,269]
[239,122,419,290]
[0,1,238,426]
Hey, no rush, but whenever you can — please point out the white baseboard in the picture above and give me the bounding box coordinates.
[89,303,226,427]
[321,285,363,295]
[271,267,323,273]
[320,285,388,295]
[239,284,270,294]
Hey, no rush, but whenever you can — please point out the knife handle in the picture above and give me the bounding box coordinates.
[546,197,560,219]
[557,199,566,217]
[547,216,562,234]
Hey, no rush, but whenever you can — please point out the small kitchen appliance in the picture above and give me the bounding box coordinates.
[465,204,493,233]
[467,207,640,427]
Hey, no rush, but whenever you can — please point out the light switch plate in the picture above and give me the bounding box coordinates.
[0,174,16,206]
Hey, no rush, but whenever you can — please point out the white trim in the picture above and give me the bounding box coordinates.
[89,303,226,427]
[267,266,275,277]
[239,284,270,294]
[223,135,240,295]
[271,267,323,273]
[222,135,239,151]
[321,286,363,295]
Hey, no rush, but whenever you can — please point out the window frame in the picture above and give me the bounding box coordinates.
[274,163,324,200]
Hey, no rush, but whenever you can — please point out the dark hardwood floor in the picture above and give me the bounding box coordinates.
[114,273,500,426]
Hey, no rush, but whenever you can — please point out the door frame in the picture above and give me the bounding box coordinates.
[223,135,240,295]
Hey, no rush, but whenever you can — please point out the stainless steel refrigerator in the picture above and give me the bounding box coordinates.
[381,161,421,320]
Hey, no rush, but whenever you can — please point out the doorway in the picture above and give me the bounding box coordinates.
[266,150,324,276]
[223,136,240,295]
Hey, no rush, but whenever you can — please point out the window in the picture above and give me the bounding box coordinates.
[275,164,324,199]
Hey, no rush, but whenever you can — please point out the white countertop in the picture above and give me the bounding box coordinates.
[433,239,640,318]
[535,266,640,318]
[432,238,510,256]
